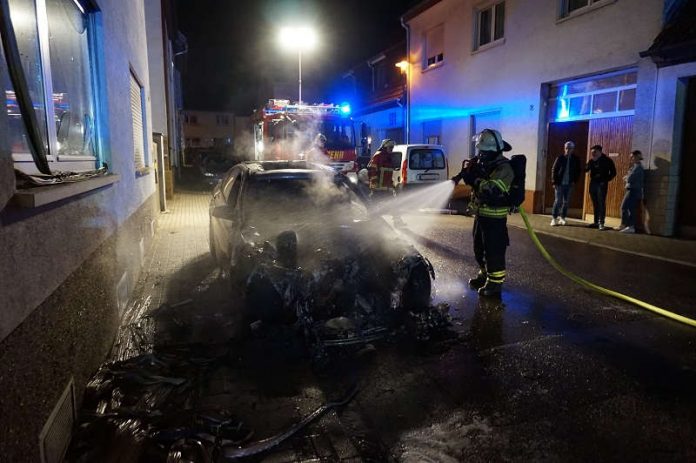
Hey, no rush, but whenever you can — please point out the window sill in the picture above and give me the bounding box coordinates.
[136,167,151,177]
[11,174,120,208]
[556,0,617,24]
[472,38,505,55]
[421,61,445,74]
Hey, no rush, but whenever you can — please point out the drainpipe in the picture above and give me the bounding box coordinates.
[400,16,410,144]
[0,0,51,174]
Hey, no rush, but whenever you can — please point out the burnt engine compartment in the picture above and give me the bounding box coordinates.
[233,222,449,356]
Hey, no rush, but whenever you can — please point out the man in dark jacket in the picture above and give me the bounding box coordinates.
[550,141,581,226]
[585,144,617,230]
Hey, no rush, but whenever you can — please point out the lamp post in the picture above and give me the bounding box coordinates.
[278,27,317,104]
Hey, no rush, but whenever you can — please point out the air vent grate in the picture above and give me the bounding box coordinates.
[39,378,75,463]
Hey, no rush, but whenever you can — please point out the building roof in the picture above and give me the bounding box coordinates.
[640,1,696,67]
[401,0,442,22]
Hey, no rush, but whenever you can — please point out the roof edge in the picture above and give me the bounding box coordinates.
[402,0,443,22]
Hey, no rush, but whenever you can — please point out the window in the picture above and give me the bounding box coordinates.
[188,114,198,124]
[216,114,229,126]
[423,119,441,145]
[130,71,147,172]
[409,149,446,170]
[3,0,98,173]
[424,25,444,69]
[474,2,505,50]
[548,70,637,121]
[559,0,610,18]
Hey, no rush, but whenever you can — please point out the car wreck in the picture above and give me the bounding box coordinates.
[209,161,450,356]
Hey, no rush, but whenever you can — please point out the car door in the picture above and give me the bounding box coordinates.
[211,168,242,264]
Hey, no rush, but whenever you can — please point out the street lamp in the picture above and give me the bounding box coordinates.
[278,26,318,105]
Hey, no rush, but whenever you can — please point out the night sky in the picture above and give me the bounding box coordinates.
[175,0,421,114]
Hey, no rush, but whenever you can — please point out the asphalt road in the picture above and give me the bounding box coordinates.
[358,213,696,462]
[69,209,696,462]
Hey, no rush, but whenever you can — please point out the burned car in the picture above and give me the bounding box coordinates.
[209,160,447,352]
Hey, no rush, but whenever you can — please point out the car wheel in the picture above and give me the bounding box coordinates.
[402,261,432,312]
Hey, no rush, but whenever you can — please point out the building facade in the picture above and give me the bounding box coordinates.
[342,42,407,157]
[403,0,695,236]
[181,109,235,164]
[0,0,182,460]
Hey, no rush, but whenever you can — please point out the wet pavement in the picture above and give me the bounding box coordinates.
[67,190,696,462]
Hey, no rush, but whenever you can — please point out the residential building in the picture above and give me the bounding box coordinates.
[403,0,695,236]
[342,42,408,157]
[182,109,236,164]
[0,0,183,460]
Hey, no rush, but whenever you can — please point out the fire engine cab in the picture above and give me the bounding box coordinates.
[252,99,357,172]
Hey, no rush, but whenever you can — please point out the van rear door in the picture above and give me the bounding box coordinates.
[408,147,446,183]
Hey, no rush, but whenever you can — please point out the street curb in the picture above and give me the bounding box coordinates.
[507,222,696,269]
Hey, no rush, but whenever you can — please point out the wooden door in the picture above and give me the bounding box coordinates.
[584,116,634,219]
[544,121,589,217]
[678,78,696,238]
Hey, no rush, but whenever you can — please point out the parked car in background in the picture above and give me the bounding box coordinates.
[390,144,449,190]
[208,160,445,357]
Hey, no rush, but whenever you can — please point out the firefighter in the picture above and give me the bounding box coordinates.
[306,133,329,163]
[451,129,514,297]
[367,139,404,227]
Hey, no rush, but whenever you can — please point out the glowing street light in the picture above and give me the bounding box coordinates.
[278,26,318,104]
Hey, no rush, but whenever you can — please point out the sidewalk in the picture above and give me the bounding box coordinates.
[507,213,696,268]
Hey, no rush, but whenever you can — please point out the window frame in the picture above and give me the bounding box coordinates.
[547,69,638,122]
[473,1,505,52]
[129,68,149,175]
[423,24,444,70]
[557,0,616,21]
[9,0,101,173]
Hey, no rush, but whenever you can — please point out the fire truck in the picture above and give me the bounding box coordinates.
[252,99,357,172]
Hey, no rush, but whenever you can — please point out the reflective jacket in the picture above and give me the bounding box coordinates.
[471,155,514,219]
[367,150,394,191]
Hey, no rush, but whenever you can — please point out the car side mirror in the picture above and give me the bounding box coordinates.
[212,205,237,221]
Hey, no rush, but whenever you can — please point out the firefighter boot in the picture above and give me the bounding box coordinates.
[478,281,503,297]
[468,271,487,290]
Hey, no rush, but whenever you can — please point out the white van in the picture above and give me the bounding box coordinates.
[390,144,449,189]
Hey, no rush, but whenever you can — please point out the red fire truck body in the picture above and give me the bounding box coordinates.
[252,100,357,172]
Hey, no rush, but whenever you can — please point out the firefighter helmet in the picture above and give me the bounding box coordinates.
[473,129,512,153]
[378,138,396,151]
[314,133,327,146]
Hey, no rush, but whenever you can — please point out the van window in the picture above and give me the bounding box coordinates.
[391,151,403,169]
[409,149,445,170]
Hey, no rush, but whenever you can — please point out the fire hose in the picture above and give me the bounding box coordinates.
[518,207,696,329]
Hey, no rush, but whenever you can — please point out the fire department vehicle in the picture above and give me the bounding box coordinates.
[252,99,357,172]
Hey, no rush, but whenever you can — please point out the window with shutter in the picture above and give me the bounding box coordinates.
[130,72,146,172]
[424,25,444,69]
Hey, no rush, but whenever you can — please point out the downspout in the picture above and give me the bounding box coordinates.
[400,16,410,144]
[0,0,51,174]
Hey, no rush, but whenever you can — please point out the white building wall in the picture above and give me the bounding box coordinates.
[145,0,167,136]
[354,106,405,146]
[406,0,664,193]
[639,62,696,235]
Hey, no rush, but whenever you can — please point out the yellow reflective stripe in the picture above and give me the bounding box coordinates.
[479,207,508,217]
[494,179,510,192]
[488,276,505,283]
[378,167,391,188]
[480,179,509,193]
[488,271,506,278]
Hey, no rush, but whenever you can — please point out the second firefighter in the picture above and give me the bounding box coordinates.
[452,129,514,297]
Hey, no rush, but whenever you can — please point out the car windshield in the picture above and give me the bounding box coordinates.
[243,175,369,227]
